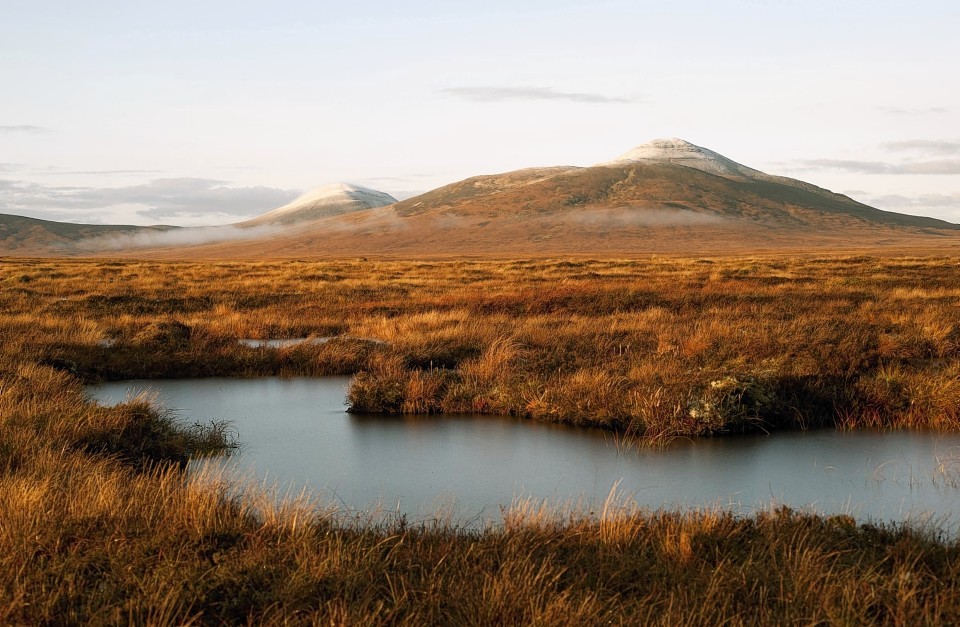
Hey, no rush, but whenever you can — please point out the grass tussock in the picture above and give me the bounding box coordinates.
[3,254,960,622]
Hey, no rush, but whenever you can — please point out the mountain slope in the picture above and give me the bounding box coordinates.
[391,139,956,232]
[0,214,178,254]
[242,183,397,226]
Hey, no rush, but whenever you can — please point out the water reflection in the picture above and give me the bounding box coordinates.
[237,336,388,349]
[87,377,960,528]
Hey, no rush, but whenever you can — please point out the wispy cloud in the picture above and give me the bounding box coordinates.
[357,174,437,185]
[355,174,437,201]
[880,140,960,156]
[877,106,949,116]
[0,177,299,226]
[80,224,289,251]
[56,169,167,176]
[795,159,960,175]
[864,193,960,210]
[2,164,166,178]
[0,125,50,134]
[854,192,960,223]
[442,86,633,104]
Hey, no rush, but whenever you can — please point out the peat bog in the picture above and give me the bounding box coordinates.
[3,254,960,623]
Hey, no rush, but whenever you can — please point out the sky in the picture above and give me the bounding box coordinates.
[1,0,958,226]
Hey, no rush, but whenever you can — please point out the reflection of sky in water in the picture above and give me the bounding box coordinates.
[236,337,387,349]
[88,377,960,528]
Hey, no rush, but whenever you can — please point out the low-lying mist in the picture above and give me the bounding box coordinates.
[71,224,288,252]
[564,206,726,227]
[64,204,726,254]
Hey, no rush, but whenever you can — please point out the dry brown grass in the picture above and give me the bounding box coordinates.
[3,253,960,623]
[4,254,960,437]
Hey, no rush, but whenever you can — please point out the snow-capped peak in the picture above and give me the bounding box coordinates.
[270,183,396,216]
[245,182,397,226]
[612,138,707,161]
[599,138,765,179]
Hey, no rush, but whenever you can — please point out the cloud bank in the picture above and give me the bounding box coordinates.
[796,159,960,175]
[849,192,960,224]
[0,125,49,134]
[79,224,289,251]
[880,140,960,156]
[442,86,633,104]
[0,177,299,226]
[877,107,949,116]
[865,193,960,210]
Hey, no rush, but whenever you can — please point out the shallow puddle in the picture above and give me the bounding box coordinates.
[237,337,387,348]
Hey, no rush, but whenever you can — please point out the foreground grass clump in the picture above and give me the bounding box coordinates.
[2,254,960,622]
[2,365,960,624]
[4,458,960,623]
[0,362,232,472]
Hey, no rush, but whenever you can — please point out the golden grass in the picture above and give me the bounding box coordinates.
[5,254,960,436]
[2,253,960,622]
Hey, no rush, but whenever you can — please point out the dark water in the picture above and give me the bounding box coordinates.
[87,377,960,528]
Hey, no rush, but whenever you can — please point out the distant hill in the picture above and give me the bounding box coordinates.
[0,213,178,254]
[0,182,395,254]
[241,183,397,226]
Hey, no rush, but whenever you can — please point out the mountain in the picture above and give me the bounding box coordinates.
[390,138,955,232]
[241,183,397,226]
[3,140,958,258]
[0,213,178,254]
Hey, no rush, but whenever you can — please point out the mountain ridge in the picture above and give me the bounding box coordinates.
[1,138,957,257]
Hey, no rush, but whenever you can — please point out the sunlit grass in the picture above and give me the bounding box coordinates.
[3,253,960,622]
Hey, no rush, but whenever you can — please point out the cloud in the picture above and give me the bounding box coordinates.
[880,140,960,156]
[862,193,960,210]
[442,86,633,104]
[383,190,425,201]
[357,175,437,185]
[0,125,49,134]
[80,224,289,251]
[877,106,949,116]
[795,159,960,175]
[56,169,167,176]
[853,192,960,224]
[0,177,299,226]
[355,175,435,201]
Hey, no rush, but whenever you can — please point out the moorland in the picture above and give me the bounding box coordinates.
[2,253,960,623]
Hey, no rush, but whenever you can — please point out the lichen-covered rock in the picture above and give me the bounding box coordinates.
[687,375,782,434]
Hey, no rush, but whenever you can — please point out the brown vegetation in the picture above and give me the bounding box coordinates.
[5,254,960,437]
[2,253,960,623]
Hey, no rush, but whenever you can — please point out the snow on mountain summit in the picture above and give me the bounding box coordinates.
[601,138,766,180]
[246,183,397,226]
[270,183,396,216]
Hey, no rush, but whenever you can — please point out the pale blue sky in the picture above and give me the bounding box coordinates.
[2,0,958,225]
